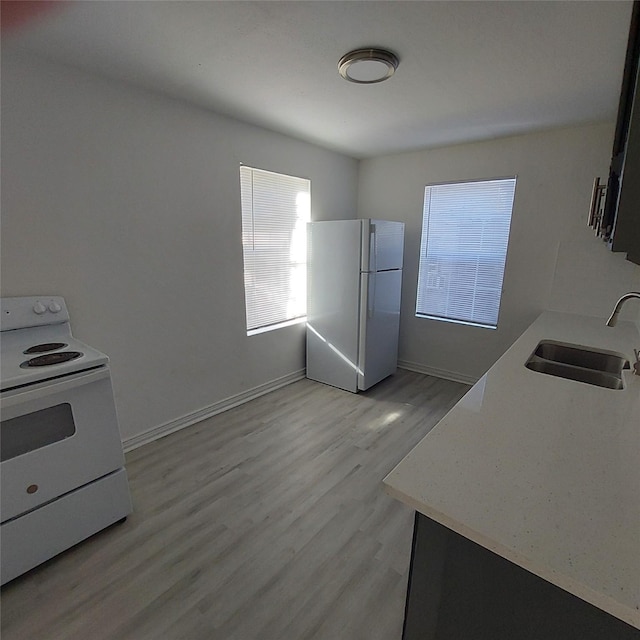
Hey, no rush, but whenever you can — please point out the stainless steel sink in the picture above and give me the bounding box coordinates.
[525,340,630,390]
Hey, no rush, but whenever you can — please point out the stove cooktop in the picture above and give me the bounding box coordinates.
[1,325,109,391]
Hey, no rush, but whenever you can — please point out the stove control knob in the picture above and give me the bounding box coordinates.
[49,302,62,313]
[33,302,47,315]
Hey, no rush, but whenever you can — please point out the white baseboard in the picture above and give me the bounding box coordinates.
[398,359,478,386]
[122,369,306,452]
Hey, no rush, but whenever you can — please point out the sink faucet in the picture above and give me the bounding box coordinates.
[605,292,640,327]
[606,292,640,376]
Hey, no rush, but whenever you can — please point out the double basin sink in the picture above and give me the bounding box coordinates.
[525,340,630,390]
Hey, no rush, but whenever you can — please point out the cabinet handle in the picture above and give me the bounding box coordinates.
[588,177,607,233]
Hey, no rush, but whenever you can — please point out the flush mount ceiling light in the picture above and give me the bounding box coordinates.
[338,48,399,84]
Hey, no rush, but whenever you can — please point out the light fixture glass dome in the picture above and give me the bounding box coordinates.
[338,48,399,84]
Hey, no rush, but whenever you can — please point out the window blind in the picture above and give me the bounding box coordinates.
[416,177,516,329]
[240,166,311,333]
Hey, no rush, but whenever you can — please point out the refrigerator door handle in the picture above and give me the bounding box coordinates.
[369,223,377,274]
[368,270,376,319]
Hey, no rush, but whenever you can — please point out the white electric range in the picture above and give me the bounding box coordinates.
[0,296,132,584]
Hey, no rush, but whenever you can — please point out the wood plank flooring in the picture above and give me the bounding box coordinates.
[1,370,468,640]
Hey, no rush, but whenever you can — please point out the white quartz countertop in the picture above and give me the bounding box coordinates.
[384,311,640,629]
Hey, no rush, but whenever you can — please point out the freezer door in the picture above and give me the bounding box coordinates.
[306,220,362,392]
[361,220,405,272]
[357,269,402,391]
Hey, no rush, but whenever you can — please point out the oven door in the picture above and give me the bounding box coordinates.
[0,367,125,523]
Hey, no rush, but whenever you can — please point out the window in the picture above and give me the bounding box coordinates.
[416,177,516,329]
[239,165,311,334]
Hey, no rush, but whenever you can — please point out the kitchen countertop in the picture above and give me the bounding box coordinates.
[383,311,640,629]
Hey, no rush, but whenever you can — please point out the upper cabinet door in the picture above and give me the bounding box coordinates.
[612,64,640,265]
[602,1,640,265]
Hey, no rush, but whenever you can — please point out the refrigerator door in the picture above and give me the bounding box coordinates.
[361,220,405,273]
[357,268,402,391]
[306,220,362,393]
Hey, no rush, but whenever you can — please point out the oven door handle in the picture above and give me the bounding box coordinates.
[1,367,111,409]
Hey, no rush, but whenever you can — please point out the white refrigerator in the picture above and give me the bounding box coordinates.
[306,219,404,392]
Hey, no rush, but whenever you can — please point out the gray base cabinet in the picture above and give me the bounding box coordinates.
[403,513,640,640]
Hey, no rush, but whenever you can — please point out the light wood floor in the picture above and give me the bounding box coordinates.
[1,370,468,640]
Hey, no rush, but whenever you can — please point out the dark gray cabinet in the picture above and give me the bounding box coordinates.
[611,77,640,264]
[403,513,640,640]
[596,1,640,265]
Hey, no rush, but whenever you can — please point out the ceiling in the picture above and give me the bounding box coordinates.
[1,1,634,159]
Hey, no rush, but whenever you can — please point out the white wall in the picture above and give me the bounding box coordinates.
[358,124,640,382]
[4,53,639,444]
[1,52,358,444]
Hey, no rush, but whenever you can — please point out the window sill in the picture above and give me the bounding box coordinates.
[247,316,307,336]
[415,313,497,330]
